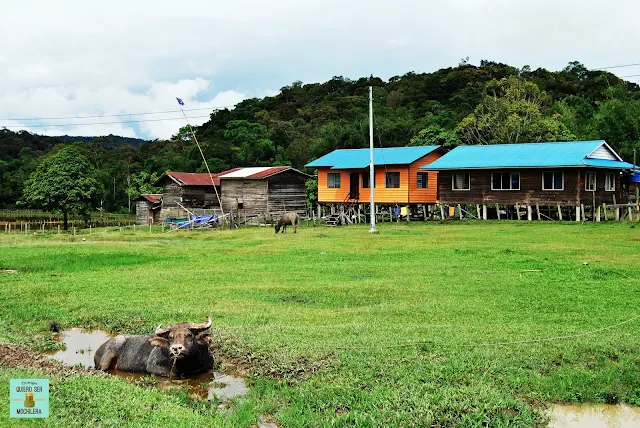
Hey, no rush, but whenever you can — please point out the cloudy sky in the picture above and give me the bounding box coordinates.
[1,0,639,140]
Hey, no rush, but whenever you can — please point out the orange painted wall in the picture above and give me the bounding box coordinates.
[316,150,443,204]
[408,151,441,203]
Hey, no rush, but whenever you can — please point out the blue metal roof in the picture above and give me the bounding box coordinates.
[422,141,634,170]
[583,158,636,169]
[306,146,440,169]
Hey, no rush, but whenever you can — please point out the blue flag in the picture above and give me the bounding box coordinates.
[176,97,184,106]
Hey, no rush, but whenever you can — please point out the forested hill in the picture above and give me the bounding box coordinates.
[2,60,640,210]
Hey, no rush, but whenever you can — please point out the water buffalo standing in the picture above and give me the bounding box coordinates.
[94,317,213,377]
[274,212,300,234]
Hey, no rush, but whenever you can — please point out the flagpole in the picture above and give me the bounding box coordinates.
[369,86,377,233]
[176,99,226,223]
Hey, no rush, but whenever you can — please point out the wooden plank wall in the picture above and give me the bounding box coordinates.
[267,172,307,215]
[135,201,150,225]
[221,180,269,217]
[408,151,442,204]
[437,168,622,206]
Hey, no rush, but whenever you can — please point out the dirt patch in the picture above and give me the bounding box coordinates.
[0,343,106,377]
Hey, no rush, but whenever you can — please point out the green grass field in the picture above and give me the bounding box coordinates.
[1,222,639,427]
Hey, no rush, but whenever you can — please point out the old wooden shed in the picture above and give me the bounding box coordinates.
[135,194,163,225]
[155,171,233,219]
[218,167,311,219]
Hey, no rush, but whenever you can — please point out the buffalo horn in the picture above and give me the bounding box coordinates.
[154,324,171,337]
[188,316,212,333]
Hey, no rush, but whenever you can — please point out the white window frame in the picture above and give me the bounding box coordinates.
[452,172,470,191]
[605,172,615,192]
[542,171,564,191]
[585,171,596,192]
[327,173,341,189]
[417,172,429,189]
[491,171,520,191]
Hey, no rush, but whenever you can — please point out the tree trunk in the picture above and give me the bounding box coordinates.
[63,211,69,231]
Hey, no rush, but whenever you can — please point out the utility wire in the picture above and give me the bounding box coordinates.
[0,115,212,128]
[0,105,236,121]
[595,63,640,70]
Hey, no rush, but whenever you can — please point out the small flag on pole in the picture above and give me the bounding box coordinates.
[176,97,184,106]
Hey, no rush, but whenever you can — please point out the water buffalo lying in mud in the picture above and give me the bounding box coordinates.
[274,212,300,234]
[94,317,213,377]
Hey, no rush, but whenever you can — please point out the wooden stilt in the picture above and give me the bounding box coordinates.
[602,203,608,221]
[476,204,481,219]
[576,206,581,222]
[596,206,601,222]
[516,204,521,220]
[496,204,500,220]
[535,203,541,220]
[527,205,532,221]
[628,206,633,220]
[457,204,463,220]
[439,204,445,220]
[482,204,487,220]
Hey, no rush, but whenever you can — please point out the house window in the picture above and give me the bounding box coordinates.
[328,173,341,188]
[385,172,400,188]
[585,172,596,191]
[491,172,520,190]
[542,171,564,190]
[605,172,615,191]
[417,172,429,189]
[362,172,375,188]
[452,172,470,190]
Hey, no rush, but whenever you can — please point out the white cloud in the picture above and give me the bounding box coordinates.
[1,0,639,139]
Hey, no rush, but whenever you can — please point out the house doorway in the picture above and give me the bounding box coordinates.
[350,172,360,200]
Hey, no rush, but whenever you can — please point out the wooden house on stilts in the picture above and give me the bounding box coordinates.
[305,146,444,224]
[424,140,638,221]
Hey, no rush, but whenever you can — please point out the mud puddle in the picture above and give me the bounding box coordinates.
[47,328,112,368]
[47,329,248,402]
[549,404,640,427]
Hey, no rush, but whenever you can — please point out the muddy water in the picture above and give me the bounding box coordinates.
[47,329,248,402]
[549,404,640,428]
[47,328,112,368]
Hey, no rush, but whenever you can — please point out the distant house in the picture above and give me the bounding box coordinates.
[155,170,235,219]
[136,194,162,225]
[305,146,444,207]
[218,166,312,219]
[423,140,637,220]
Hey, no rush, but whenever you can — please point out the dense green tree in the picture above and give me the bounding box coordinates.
[457,76,575,145]
[224,120,276,166]
[409,125,461,148]
[124,171,163,212]
[21,146,101,229]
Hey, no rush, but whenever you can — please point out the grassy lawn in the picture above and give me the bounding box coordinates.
[1,221,639,427]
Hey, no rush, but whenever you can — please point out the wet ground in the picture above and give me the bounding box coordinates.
[47,328,111,368]
[549,404,640,427]
[47,329,249,402]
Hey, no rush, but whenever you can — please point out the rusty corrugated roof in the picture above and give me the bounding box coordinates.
[140,194,162,204]
[165,169,240,186]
